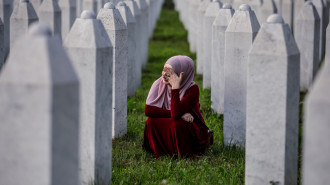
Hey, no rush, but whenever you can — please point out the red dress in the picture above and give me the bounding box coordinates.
[143,84,210,158]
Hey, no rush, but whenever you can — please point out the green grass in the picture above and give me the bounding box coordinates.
[111,5,245,185]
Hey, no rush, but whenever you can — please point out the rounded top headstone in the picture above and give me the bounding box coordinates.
[28,23,52,37]
[118,2,127,6]
[222,3,232,9]
[81,10,96,19]
[305,1,313,5]
[266,14,284,24]
[20,0,29,2]
[239,4,251,11]
[104,2,116,9]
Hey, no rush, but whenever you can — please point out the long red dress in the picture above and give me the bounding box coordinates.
[143,84,210,158]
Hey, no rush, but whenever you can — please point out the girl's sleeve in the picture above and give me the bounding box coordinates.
[170,85,199,120]
[145,104,171,118]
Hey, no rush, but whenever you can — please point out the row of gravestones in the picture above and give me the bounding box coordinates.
[177,0,328,98]
[0,0,164,185]
[1,0,162,94]
[173,1,329,185]
[177,0,329,60]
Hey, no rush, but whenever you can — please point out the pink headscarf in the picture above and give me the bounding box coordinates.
[146,55,196,110]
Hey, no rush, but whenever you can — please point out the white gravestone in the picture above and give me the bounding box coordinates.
[186,0,197,53]
[97,3,128,138]
[135,0,149,68]
[188,0,199,52]
[0,0,11,58]
[65,10,113,185]
[302,56,330,185]
[294,1,320,91]
[118,2,137,97]
[211,4,234,114]
[223,4,260,147]
[196,0,211,74]
[246,14,300,185]
[203,0,222,89]
[58,0,76,41]
[39,0,62,37]
[0,23,79,185]
[10,0,38,50]
[124,0,142,89]
[312,0,326,60]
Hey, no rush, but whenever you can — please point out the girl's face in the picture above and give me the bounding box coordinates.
[162,64,173,85]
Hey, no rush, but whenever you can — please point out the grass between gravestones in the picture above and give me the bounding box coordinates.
[112,5,304,185]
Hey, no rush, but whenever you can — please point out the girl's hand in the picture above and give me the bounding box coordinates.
[167,70,184,89]
[181,113,194,123]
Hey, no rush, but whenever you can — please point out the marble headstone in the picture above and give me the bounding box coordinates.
[64,10,113,185]
[135,0,148,68]
[211,4,234,114]
[223,4,260,147]
[124,0,142,89]
[246,14,300,185]
[196,0,211,74]
[118,1,137,97]
[294,1,320,91]
[202,0,222,89]
[97,3,128,138]
[188,0,200,52]
[0,23,79,185]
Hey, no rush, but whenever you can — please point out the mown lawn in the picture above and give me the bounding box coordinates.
[111,4,245,185]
